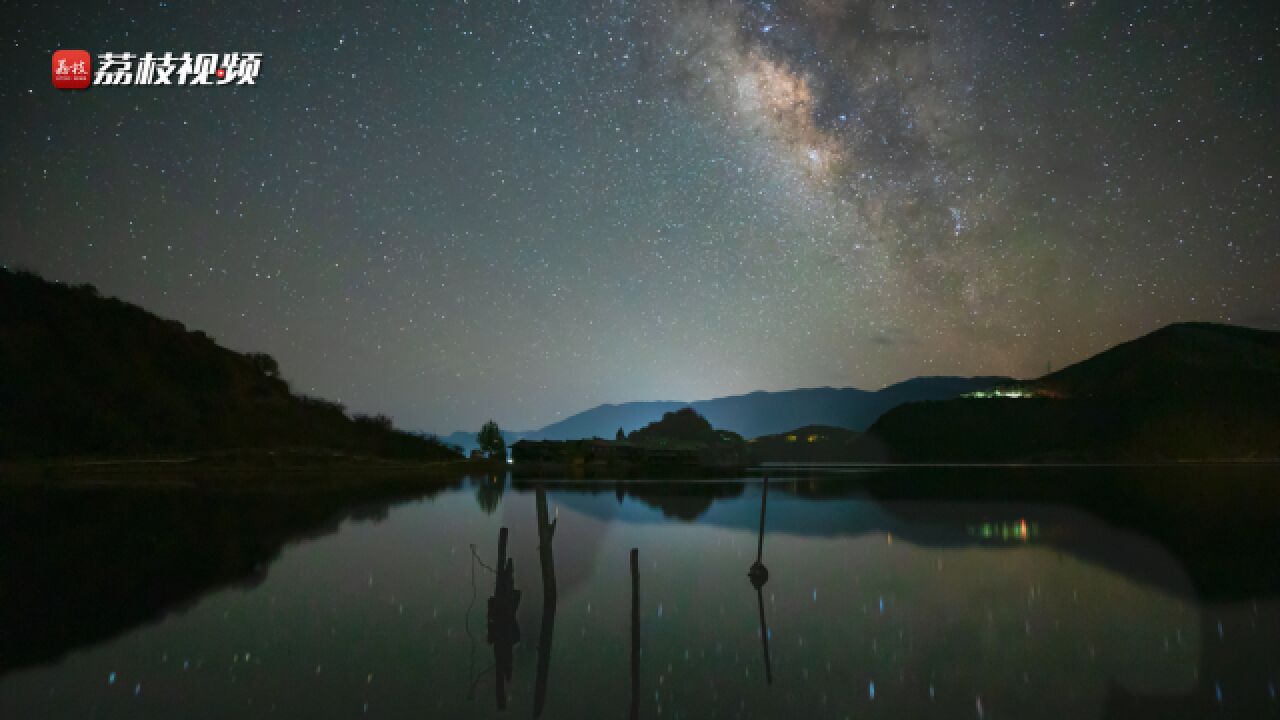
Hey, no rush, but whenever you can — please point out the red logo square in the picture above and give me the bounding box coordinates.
[53,50,91,89]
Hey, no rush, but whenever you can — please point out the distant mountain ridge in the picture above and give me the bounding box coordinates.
[442,376,1009,451]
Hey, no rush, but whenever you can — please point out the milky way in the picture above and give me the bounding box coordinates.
[2,0,1277,432]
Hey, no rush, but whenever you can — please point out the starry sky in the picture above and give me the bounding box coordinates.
[3,0,1277,434]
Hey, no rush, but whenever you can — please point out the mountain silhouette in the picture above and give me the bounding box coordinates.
[443,377,1007,451]
[0,268,459,461]
[869,322,1280,461]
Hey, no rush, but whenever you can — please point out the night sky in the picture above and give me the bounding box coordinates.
[3,1,1277,433]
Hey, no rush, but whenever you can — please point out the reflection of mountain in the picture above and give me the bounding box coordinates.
[5,468,1278,718]
[548,467,1280,603]
[848,465,1280,603]
[517,476,1280,719]
[871,323,1280,461]
[509,479,746,523]
[532,472,1280,718]
[0,478,462,676]
[619,481,746,520]
[441,377,1007,452]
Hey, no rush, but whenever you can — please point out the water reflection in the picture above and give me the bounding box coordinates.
[0,467,1277,719]
[749,477,772,685]
[475,474,505,515]
[629,546,640,720]
[533,487,556,719]
[485,526,521,710]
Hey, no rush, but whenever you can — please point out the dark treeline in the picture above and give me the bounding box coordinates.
[748,424,879,462]
[0,268,459,461]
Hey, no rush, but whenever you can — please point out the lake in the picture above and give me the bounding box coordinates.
[1,466,1278,718]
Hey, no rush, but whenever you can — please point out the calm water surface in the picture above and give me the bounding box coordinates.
[1,468,1278,719]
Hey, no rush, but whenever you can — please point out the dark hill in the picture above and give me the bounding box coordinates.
[0,268,460,461]
[869,322,1280,462]
[627,407,741,446]
[1032,322,1280,399]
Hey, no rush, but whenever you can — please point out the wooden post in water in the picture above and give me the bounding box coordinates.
[536,487,557,601]
[748,478,771,586]
[755,477,768,566]
[495,527,510,711]
[497,526,509,577]
[533,487,557,718]
[630,547,640,720]
[748,478,772,685]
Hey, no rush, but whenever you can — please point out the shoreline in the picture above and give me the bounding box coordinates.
[0,452,503,490]
[4,454,1277,491]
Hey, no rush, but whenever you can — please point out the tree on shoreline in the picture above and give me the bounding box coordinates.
[478,420,506,460]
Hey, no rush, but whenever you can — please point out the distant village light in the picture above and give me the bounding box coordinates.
[963,387,1043,399]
